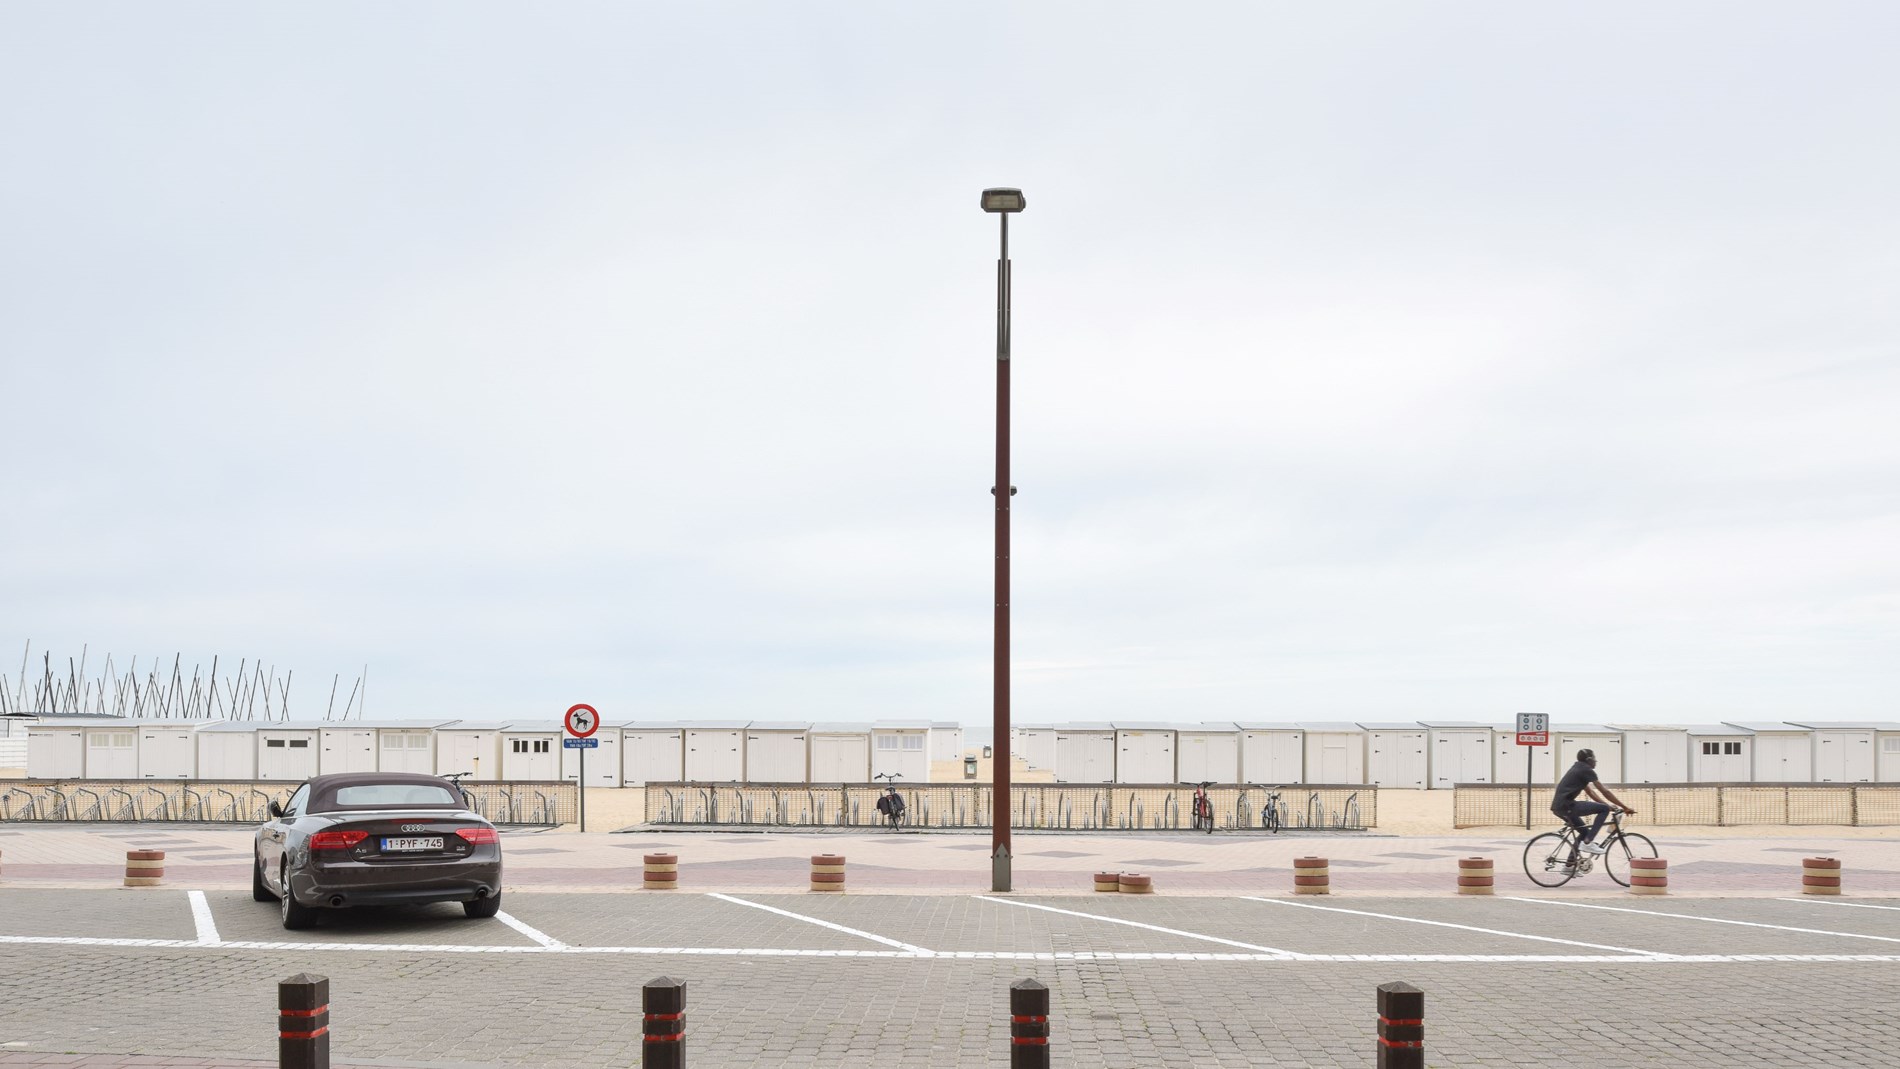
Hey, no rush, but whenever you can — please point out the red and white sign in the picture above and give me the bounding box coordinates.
[564,703,600,738]
[1514,712,1550,747]
[1516,731,1549,747]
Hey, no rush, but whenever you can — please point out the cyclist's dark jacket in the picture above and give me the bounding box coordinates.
[1549,761,1599,816]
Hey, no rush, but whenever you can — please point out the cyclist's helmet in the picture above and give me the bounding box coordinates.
[1577,748,1597,766]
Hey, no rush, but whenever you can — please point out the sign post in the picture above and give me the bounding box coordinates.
[564,704,600,833]
[1515,713,1550,830]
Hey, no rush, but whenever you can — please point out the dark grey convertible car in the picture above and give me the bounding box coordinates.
[253,771,504,929]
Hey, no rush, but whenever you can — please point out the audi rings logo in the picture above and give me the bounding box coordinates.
[401,824,429,833]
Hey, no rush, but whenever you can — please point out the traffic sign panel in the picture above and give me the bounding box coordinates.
[562,737,599,749]
[1515,713,1550,734]
[1516,731,1549,746]
[565,703,600,738]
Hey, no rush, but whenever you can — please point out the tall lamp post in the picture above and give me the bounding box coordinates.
[982,186,1025,892]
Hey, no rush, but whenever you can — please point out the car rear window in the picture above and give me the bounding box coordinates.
[331,784,459,807]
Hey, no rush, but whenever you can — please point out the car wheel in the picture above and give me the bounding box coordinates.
[252,852,275,902]
[463,893,502,919]
[280,864,319,930]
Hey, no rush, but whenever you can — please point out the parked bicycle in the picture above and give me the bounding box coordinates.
[1522,808,1657,888]
[1186,781,1215,832]
[1258,785,1285,834]
[873,772,906,830]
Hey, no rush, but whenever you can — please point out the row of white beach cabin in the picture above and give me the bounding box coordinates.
[18,717,948,786]
[1010,721,1900,788]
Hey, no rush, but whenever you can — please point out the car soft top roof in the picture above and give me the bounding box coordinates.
[301,772,468,813]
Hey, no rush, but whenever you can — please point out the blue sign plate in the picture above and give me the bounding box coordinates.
[562,737,599,749]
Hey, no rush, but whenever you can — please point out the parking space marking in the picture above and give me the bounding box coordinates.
[495,910,565,950]
[1505,897,1900,945]
[707,893,934,955]
[1239,896,1667,957]
[1776,899,1900,913]
[187,891,221,946]
[973,895,1296,957]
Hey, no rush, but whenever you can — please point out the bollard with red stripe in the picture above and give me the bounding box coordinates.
[1802,856,1842,896]
[1628,857,1668,895]
[1009,978,1049,1069]
[1376,981,1424,1069]
[278,973,330,1069]
[643,976,686,1069]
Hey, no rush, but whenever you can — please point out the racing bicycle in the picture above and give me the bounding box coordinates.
[1522,808,1657,888]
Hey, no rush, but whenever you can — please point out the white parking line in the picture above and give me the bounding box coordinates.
[1240,896,1667,957]
[974,895,1296,957]
[495,911,566,949]
[1776,899,1900,913]
[187,890,222,946]
[707,893,935,955]
[1504,897,1900,945]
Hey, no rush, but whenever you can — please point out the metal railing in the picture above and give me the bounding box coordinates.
[0,779,576,827]
[1454,782,1900,828]
[644,782,1377,831]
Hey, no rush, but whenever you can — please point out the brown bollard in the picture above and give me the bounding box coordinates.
[1456,857,1494,896]
[643,853,678,890]
[1294,856,1330,895]
[1117,873,1153,895]
[1802,856,1842,896]
[643,976,686,1069]
[1009,978,1050,1069]
[1629,857,1668,895]
[278,973,330,1069]
[810,853,846,892]
[1376,981,1424,1069]
[1092,871,1119,893]
[124,849,165,888]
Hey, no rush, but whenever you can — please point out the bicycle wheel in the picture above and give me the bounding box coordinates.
[1522,832,1578,887]
[1602,832,1658,887]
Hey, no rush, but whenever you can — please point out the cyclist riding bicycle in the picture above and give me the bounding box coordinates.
[1550,748,1637,856]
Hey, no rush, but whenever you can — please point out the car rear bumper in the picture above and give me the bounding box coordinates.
[289,860,503,909]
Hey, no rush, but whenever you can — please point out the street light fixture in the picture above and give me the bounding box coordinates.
[982,186,1023,892]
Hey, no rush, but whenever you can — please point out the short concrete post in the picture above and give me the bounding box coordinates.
[1294,856,1330,895]
[643,853,678,890]
[810,853,846,892]
[1092,871,1119,893]
[1456,857,1494,896]
[1116,873,1152,895]
[1802,856,1842,896]
[277,973,330,1069]
[1376,981,1424,1069]
[124,849,165,887]
[1009,978,1050,1069]
[642,976,686,1069]
[1629,857,1668,895]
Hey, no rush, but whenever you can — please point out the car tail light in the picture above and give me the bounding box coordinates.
[309,830,369,851]
[455,827,500,845]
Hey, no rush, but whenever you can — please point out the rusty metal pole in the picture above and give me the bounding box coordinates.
[992,202,1014,893]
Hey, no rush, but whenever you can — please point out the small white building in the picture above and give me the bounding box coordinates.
[1360,723,1429,789]
[1299,723,1366,784]
[929,722,964,763]
[1493,724,1555,786]
[1015,725,1057,771]
[871,720,931,782]
[372,720,456,775]
[1052,723,1116,784]
[26,717,147,778]
[1610,725,1691,783]
[561,722,623,788]
[683,722,748,782]
[0,714,31,769]
[622,723,687,785]
[196,721,259,779]
[744,722,811,783]
[1790,722,1878,783]
[434,721,507,780]
[1877,725,1900,782]
[317,723,377,775]
[808,723,871,782]
[136,720,212,779]
[1237,724,1305,784]
[26,720,86,778]
[500,722,562,781]
[1113,723,1177,784]
[257,724,323,780]
[1555,726,1624,783]
[1726,722,1813,783]
[1687,725,1751,781]
[1422,722,1493,789]
[1175,722,1241,784]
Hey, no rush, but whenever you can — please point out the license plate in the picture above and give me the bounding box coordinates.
[381,836,443,852]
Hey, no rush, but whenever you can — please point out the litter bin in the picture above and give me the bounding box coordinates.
[964,756,979,779]
[982,745,993,759]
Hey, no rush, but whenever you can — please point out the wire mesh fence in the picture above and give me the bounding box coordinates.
[644,782,1376,831]
[0,779,576,826]
[1453,783,1900,828]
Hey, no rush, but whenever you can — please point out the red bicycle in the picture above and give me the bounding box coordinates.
[1187,781,1215,833]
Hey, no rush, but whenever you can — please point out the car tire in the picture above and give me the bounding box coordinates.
[464,893,502,919]
[252,853,275,902]
[280,864,319,930]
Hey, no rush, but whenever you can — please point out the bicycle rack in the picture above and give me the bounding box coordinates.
[1166,794,1180,829]
[206,787,239,822]
[1339,793,1361,830]
[136,786,171,821]
[243,788,274,822]
[1,785,35,820]
[1306,793,1325,829]
[73,787,105,821]
[178,785,203,822]
[106,787,138,822]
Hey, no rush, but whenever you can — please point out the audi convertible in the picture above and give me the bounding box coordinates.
[253,771,504,929]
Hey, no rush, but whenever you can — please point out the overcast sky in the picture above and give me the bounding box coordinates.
[3,3,1897,733]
